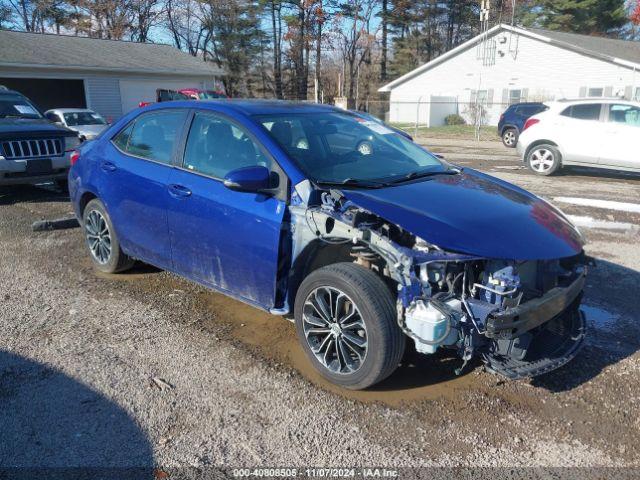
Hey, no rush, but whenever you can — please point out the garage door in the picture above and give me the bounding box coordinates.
[119,79,203,115]
[0,77,86,112]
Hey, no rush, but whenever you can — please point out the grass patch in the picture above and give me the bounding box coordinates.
[390,124,497,141]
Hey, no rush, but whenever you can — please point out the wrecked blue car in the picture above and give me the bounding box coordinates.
[69,100,588,389]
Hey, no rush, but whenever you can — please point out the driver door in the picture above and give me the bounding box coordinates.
[167,111,287,309]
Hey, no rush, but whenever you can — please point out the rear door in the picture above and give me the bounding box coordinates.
[167,110,287,309]
[100,109,188,268]
[599,103,640,170]
[555,103,603,164]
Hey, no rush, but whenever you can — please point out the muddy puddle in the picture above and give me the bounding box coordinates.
[96,262,483,406]
[197,290,481,406]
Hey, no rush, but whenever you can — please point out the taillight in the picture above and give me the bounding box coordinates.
[70,150,80,165]
[523,118,540,131]
[499,113,504,122]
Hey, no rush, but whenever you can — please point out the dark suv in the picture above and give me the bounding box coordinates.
[0,87,79,186]
[498,102,547,148]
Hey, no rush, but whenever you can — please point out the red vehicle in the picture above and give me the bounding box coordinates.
[178,88,228,100]
[138,88,228,108]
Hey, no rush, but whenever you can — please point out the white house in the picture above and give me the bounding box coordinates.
[379,24,640,127]
[0,30,224,121]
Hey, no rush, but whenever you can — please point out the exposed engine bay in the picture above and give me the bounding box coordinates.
[288,182,589,379]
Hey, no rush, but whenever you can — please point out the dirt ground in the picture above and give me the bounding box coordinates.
[1,136,639,476]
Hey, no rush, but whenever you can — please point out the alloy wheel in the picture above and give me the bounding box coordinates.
[529,148,555,173]
[503,130,516,146]
[85,209,112,265]
[302,286,368,375]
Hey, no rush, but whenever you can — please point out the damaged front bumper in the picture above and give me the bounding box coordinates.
[483,301,586,379]
[485,271,586,340]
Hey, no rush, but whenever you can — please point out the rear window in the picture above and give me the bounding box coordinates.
[113,110,187,164]
[561,104,601,121]
[515,104,547,116]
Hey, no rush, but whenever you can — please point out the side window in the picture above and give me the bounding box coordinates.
[113,122,134,151]
[182,112,271,178]
[125,110,187,164]
[561,104,601,121]
[608,104,640,127]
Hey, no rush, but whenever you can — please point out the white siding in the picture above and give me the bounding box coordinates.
[389,31,639,125]
[85,77,122,122]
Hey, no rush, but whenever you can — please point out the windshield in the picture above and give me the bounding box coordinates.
[199,91,227,100]
[0,94,42,119]
[255,112,447,184]
[63,111,106,126]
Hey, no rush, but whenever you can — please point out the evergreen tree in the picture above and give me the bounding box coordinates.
[523,0,627,35]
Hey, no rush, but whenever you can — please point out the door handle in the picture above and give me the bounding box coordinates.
[100,161,117,172]
[168,184,192,198]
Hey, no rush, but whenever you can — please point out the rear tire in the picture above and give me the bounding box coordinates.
[294,263,405,390]
[82,198,134,273]
[501,128,518,148]
[527,144,561,176]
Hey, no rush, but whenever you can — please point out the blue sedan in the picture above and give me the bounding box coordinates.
[69,100,589,389]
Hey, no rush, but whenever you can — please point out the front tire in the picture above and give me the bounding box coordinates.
[527,144,561,176]
[82,198,134,273]
[294,263,405,390]
[501,128,518,148]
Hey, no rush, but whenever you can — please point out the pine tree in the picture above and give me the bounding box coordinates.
[523,0,627,35]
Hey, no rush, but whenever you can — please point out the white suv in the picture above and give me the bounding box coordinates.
[516,99,640,175]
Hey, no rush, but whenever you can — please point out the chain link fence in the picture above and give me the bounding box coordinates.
[354,99,514,140]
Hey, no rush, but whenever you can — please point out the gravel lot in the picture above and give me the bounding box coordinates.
[1,137,639,476]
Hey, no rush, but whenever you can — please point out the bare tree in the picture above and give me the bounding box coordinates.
[129,0,162,42]
[332,0,376,108]
[164,0,208,55]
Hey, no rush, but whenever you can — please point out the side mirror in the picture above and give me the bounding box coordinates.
[223,166,277,193]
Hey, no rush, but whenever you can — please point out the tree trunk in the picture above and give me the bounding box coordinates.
[271,0,283,99]
[380,0,388,82]
[315,2,322,102]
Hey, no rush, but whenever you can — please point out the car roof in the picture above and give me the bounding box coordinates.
[545,98,640,109]
[147,99,342,116]
[45,108,95,113]
[0,88,25,96]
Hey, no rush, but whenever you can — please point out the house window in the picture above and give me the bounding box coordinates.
[509,89,522,105]
[634,87,640,102]
[587,87,604,97]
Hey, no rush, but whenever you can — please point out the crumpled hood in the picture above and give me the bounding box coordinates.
[341,169,583,260]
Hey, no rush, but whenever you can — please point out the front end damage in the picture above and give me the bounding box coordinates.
[288,184,588,380]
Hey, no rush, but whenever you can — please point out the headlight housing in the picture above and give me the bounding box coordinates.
[65,135,81,151]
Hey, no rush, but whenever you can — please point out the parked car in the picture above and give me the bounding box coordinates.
[517,98,640,175]
[0,87,80,187]
[179,88,229,100]
[498,102,547,148]
[69,100,589,389]
[138,89,191,108]
[349,110,414,141]
[45,108,109,142]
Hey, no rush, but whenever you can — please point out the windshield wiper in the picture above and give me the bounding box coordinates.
[388,168,461,184]
[315,177,390,189]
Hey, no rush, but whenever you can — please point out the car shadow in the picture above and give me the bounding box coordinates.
[0,350,154,478]
[0,183,70,206]
[559,166,640,182]
[369,346,478,392]
[531,259,640,392]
